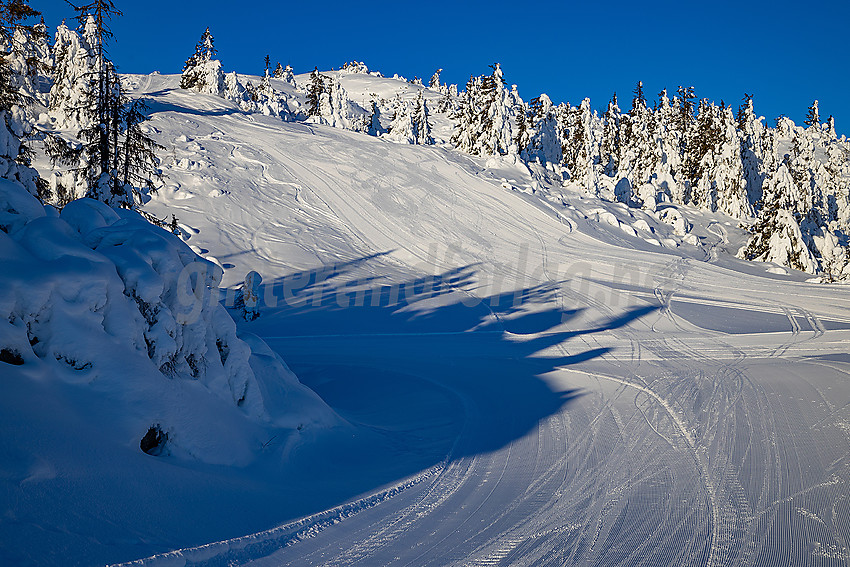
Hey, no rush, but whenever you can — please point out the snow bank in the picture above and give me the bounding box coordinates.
[0,180,335,466]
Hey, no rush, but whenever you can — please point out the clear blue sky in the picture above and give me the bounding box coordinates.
[40,0,849,135]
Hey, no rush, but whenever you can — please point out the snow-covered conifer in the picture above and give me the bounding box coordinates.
[710,104,750,218]
[385,97,415,144]
[682,99,721,208]
[514,101,531,157]
[180,27,224,96]
[653,89,684,200]
[562,98,596,190]
[0,0,44,199]
[737,94,769,208]
[429,68,442,89]
[412,90,433,145]
[740,162,818,273]
[48,21,93,129]
[450,76,479,152]
[306,67,324,116]
[3,12,51,103]
[804,100,819,128]
[451,64,514,156]
[282,64,295,87]
[526,94,561,165]
[260,55,270,88]
[242,271,262,321]
[366,98,384,136]
[480,63,513,155]
[620,81,659,201]
[599,93,622,178]
[60,1,161,208]
[436,87,454,114]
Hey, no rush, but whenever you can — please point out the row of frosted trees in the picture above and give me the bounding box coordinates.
[447,64,849,277]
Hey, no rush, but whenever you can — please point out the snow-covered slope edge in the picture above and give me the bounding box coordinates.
[0,179,338,567]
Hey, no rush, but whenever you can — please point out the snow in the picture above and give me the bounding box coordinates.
[5,70,850,567]
[0,171,338,565]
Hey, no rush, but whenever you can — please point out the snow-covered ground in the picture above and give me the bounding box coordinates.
[6,72,850,566]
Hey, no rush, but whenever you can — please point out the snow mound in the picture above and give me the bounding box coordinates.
[0,180,335,466]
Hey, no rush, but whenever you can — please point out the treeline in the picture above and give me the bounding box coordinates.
[447,66,849,279]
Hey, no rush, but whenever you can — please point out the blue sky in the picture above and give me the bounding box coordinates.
[40,0,849,134]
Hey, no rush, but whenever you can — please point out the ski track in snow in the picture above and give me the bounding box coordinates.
[120,76,850,567]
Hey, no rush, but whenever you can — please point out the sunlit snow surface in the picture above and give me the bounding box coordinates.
[19,73,850,566]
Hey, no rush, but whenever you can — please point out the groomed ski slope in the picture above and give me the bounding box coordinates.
[129,73,850,566]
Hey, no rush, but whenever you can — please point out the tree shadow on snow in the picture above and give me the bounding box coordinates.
[236,253,659,511]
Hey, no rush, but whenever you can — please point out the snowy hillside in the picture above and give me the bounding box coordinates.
[2,7,850,566]
[33,71,841,566]
[0,172,339,566]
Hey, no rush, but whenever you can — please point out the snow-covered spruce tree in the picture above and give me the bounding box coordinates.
[120,97,162,199]
[312,75,357,129]
[180,27,224,96]
[412,90,433,145]
[48,19,94,130]
[436,83,456,114]
[619,81,659,206]
[599,93,621,178]
[241,271,262,321]
[450,75,479,152]
[385,97,415,144]
[708,104,750,219]
[804,99,819,129]
[682,98,721,208]
[0,0,44,199]
[63,2,161,208]
[776,107,850,277]
[480,63,514,155]
[739,161,818,273]
[281,63,295,86]
[450,64,514,156]
[306,66,324,116]
[654,89,684,201]
[429,68,442,89]
[526,93,561,166]
[737,93,769,207]
[513,100,530,157]
[223,68,294,120]
[3,11,51,104]
[341,60,370,74]
[673,85,697,195]
[271,61,296,86]
[261,54,270,88]
[562,98,596,190]
[366,98,384,136]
